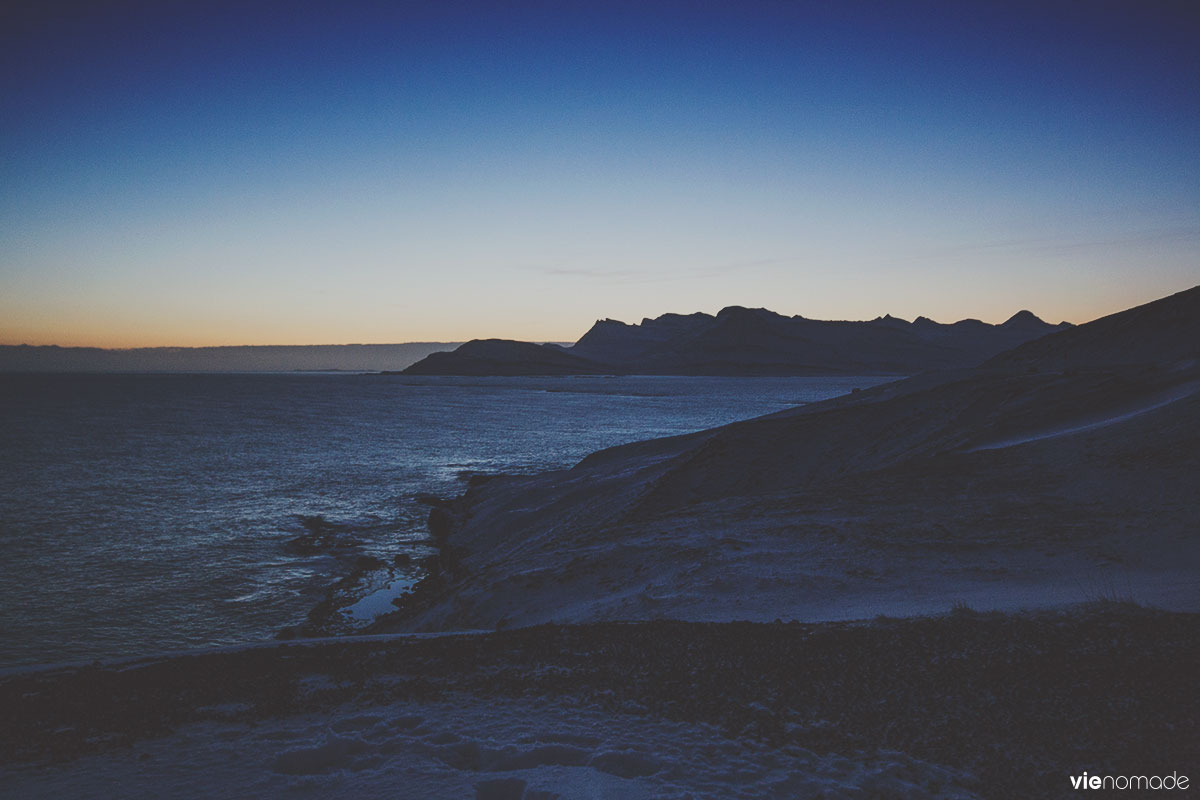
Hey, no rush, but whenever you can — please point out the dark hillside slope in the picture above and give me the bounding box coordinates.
[987,284,1200,370]
[377,285,1200,634]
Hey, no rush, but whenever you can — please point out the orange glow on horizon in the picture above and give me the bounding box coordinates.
[2,287,1182,350]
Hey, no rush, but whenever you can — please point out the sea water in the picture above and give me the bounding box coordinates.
[0,372,892,666]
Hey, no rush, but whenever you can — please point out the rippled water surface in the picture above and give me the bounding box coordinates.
[0,372,893,666]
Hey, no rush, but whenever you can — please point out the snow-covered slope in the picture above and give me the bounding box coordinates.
[377,286,1200,634]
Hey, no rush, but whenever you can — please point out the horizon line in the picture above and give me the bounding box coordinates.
[1,306,1075,350]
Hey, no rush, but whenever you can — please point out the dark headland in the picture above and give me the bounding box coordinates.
[400,305,1070,376]
[4,286,1198,799]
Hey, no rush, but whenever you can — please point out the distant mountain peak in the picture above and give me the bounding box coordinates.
[1002,310,1046,327]
[715,305,778,320]
[988,284,1199,370]
[870,314,910,330]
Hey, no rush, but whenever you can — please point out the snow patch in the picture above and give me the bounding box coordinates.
[970,380,1200,451]
[2,697,979,799]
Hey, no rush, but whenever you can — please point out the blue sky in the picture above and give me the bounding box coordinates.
[2,1,1197,346]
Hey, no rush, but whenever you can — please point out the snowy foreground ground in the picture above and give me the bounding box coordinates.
[4,609,1197,799]
[1,695,974,799]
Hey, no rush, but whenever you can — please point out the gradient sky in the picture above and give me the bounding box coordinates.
[2,1,1198,346]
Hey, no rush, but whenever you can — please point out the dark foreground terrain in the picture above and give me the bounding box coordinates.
[3,606,1196,799]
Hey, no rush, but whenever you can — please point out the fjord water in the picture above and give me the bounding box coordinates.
[0,372,891,667]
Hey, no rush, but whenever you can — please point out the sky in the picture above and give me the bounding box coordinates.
[2,0,1198,347]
